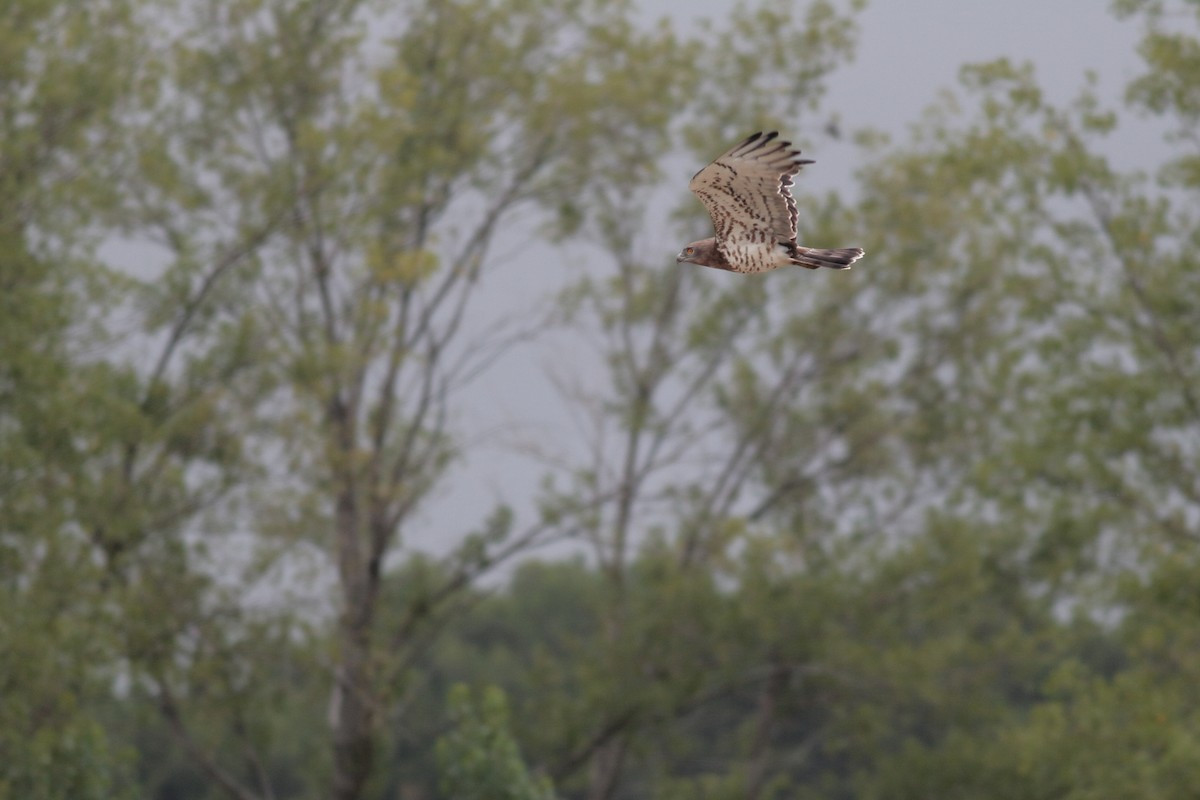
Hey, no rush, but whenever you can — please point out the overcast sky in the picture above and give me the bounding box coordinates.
[400,1,1166,560]
[817,1,1146,127]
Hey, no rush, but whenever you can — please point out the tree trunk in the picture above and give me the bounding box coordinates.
[745,663,789,800]
[330,624,374,800]
[330,445,377,800]
[587,738,626,800]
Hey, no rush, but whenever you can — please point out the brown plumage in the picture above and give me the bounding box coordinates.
[676,131,865,274]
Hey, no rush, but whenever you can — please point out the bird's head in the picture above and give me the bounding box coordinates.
[676,237,718,267]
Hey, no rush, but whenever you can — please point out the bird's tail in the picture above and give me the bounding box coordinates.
[789,246,864,270]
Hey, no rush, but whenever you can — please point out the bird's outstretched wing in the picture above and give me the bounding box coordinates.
[687,131,812,249]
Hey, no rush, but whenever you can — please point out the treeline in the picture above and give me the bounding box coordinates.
[2,1,1199,799]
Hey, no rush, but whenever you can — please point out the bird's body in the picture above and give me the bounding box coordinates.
[677,131,864,274]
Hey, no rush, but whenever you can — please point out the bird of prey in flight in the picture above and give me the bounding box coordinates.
[677,131,864,273]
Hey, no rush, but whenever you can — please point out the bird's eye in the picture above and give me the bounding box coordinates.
[685,247,694,255]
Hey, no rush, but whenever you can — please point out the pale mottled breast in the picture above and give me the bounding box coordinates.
[718,241,793,274]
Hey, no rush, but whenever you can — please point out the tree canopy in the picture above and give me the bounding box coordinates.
[2,1,1199,799]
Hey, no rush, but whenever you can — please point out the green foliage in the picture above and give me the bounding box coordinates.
[436,685,557,800]
[0,720,132,800]
[0,0,146,794]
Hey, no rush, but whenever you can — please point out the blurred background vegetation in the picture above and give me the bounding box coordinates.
[3,0,1200,798]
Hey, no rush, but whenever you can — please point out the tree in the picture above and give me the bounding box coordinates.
[0,1,148,796]
[108,1,859,797]
[819,4,1200,795]
[521,2,1200,796]
[525,2,867,796]
[436,685,556,800]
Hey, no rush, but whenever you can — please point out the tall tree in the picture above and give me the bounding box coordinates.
[108,0,793,797]
[818,4,1200,795]
[0,1,149,796]
[530,2,867,796]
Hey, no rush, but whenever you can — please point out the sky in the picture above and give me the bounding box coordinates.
[820,1,1146,128]
[408,0,1167,561]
